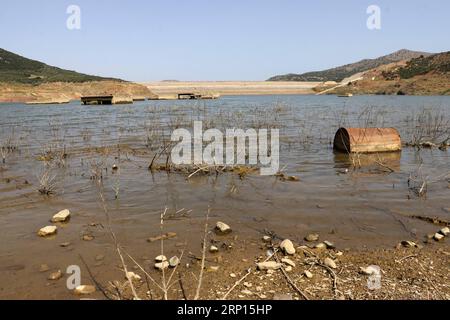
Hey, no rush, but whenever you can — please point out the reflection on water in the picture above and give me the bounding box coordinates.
[333,151,402,171]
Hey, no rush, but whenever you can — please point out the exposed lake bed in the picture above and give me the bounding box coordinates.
[0,95,449,299]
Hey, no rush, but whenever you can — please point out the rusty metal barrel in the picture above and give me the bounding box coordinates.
[333,127,402,153]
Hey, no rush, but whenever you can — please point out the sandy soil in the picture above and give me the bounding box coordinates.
[0,81,156,103]
[142,81,321,98]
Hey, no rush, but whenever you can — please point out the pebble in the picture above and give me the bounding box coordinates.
[51,209,71,223]
[60,242,71,248]
[215,221,232,234]
[304,270,313,279]
[243,282,252,288]
[440,227,450,236]
[126,271,141,281]
[323,240,335,249]
[208,266,219,272]
[39,264,50,272]
[280,239,295,255]
[401,240,417,248]
[305,233,319,242]
[74,285,96,295]
[281,258,296,267]
[335,251,344,256]
[273,293,293,300]
[230,273,237,278]
[209,245,219,253]
[48,270,62,280]
[169,256,180,267]
[38,226,57,237]
[82,234,94,241]
[324,257,337,269]
[315,242,327,250]
[284,266,293,272]
[155,255,167,262]
[154,261,169,270]
[263,236,272,242]
[257,261,282,271]
[359,266,379,275]
[241,289,252,295]
[95,254,105,261]
[434,233,445,241]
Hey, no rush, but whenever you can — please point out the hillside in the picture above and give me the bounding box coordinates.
[0,48,119,84]
[323,51,450,96]
[268,49,432,82]
[0,48,157,102]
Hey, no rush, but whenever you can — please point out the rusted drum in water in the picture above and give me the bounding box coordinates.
[333,128,402,153]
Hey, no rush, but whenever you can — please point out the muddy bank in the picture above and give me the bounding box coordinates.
[0,81,156,103]
[0,95,449,299]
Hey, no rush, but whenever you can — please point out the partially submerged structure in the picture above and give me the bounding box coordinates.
[333,127,402,153]
[81,95,133,105]
[148,92,220,100]
[81,95,113,105]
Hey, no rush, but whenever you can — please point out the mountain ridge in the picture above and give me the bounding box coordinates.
[268,49,433,82]
[0,48,120,84]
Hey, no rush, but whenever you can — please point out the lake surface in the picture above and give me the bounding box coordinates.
[0,95,449,298]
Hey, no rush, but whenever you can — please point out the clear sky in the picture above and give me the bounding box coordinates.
[1,0,449,81]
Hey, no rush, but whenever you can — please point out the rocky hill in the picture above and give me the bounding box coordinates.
[0,48,156,102]
[0,48,120,84]
[324,51,450,96]
[268,49,432,82]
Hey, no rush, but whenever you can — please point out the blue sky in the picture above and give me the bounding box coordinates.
[1,0,449,81]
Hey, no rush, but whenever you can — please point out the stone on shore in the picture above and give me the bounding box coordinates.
[169,256,180,267]
[208,266,219,272]
[155,255,167,262]
[401,240,417,248]
[273,293,293,300]
[324,257,337,269]
[39,264,50,272]
[359,266,379,275]
[48,270,62,280]
[74,285,96,295]
[154,261,169,271]
[82,234,94,241]
[305,234,319,242]
[280,239,295,255]
[257,261,282,271]
[38,226,57,237]
[434,233,444,241]
[215,222,232,234]
[323,240,335,249]
[281,258,296,267]
[315,242,327,250]
[51,209,71,223]
[126,272,141,281]
[440,227,450,236]
[304,270,313,279]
